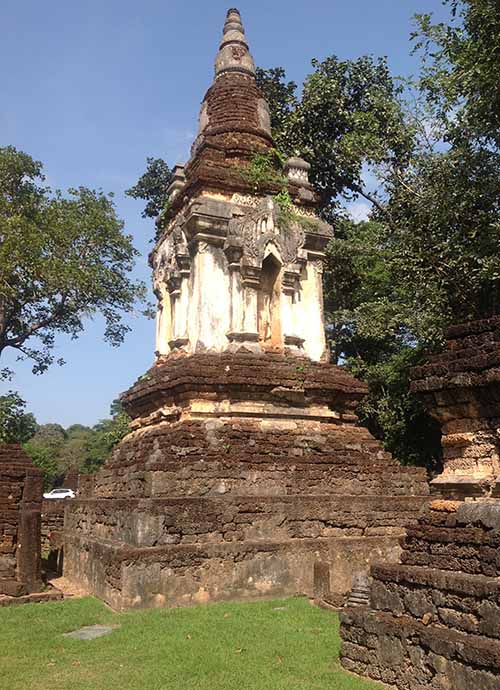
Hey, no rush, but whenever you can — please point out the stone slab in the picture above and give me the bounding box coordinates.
[63,624,118,640]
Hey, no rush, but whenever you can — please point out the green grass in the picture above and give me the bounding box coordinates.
[0,596,383,690]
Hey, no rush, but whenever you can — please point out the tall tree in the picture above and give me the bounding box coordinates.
[0,146,148,375]
[257,56,413,222]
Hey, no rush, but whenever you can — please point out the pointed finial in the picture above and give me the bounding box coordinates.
[224,8,244,34]
[215,8,255,78]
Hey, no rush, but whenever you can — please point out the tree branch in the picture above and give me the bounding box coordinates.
[2,296,68,350]
[349,183,396,227]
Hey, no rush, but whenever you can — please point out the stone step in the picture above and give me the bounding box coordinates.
[92,459,428,500]
[402,524,500,577]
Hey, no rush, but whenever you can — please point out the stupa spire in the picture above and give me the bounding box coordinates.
[215,8,256,78]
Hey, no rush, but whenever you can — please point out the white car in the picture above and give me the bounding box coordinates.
[43,488,76,500]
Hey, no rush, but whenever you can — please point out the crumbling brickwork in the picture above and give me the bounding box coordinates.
[411,316,500,498]
[65,352,430,610]
[340,500,500,690]
[0,444,43,597]
[41,500,65,551]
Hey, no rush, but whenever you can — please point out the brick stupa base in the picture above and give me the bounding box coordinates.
[64,353,429,610]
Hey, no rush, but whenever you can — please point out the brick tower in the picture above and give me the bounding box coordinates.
[64,9,429,610]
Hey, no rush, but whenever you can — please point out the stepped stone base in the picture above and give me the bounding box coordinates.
[342,608,500,690]
[340,500,500,690]
[65,494,427,610]
[66,531,406,610]
[64,352,429,610]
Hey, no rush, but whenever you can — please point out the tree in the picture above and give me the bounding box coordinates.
[0,146,148,375]
[256,56,413,222]
[0,391,37,444]
[324,219,443,472]
[85,417,129,473]
[125,157,172,220]
[23,440,60,490]
[23,401,130,487]
[255,67,298,155]
[412,0,500,146]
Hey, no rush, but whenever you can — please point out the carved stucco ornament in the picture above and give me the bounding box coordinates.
[226,197,305,266]
[155,226,191,293]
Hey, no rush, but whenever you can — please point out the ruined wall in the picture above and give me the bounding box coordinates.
[340,500,500,690]
[0,445,43,597]
[41,500,65,551]
[411,316,500,497]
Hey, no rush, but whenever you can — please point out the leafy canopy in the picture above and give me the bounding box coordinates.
[0,146,148,375]
[125,157,173,220]
[0,391,37,444]
[23,399,130,488]
[257,56,413,222]
[412,0,500,146]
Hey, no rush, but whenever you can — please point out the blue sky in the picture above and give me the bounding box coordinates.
[1,0,449,427]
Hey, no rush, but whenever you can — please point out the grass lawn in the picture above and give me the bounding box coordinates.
[0,596,383,690]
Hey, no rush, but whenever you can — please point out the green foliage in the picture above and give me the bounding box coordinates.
[125,157,173,218]
[255,67,298,154]
[381,145,500,339]
[273,188,294,225]
[0,597,380,690]
[0,146,148,375]
[240,149,287,193]
[23,400,130,488]
[23,439,60,490]
[256,57,413,222]
[412,0,500,146]
[0,391,37,444]
[323,220,442,472]
[349,349,442,472]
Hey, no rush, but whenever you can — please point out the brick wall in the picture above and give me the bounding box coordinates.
[411,316,500,497]
[0,445,43,597]
[340,500,500,689]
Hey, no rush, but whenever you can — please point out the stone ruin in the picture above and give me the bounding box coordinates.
[0,444,63,605]
[63,8,430,610]
[340,500,500,689]
[411,316,500,498]
[339,317,500,689]
[0,444,43,599]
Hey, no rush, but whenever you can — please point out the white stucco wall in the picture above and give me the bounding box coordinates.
[188,243,231,352]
